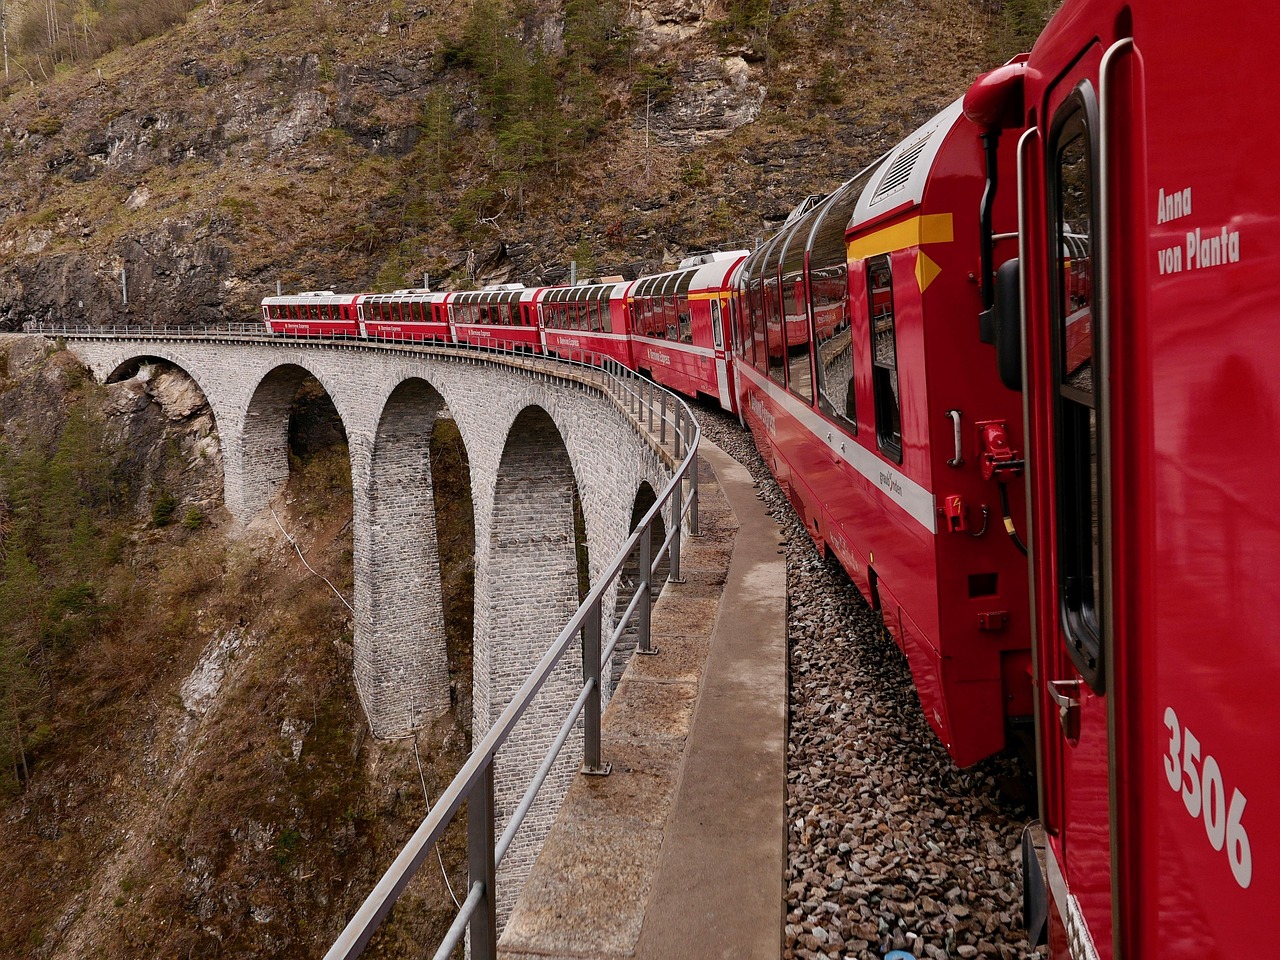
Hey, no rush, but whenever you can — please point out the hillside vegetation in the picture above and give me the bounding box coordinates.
[1,0,1054,328]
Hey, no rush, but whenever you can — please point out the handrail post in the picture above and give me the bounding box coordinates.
[646,381,654,432]
[689,452,700,537]
[581,598,610,775]
[659,392,667,444]
[638,523,656,655]
[669,476,684,584]
[467,765,498,960]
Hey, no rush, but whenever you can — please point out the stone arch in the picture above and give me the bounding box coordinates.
[354,377,460,737]
[235,363,348,520]
[477,404,585,922]
[103,354,174,384]
[99,353,222,437]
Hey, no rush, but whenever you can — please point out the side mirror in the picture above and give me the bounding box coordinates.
[993,258,1022,391]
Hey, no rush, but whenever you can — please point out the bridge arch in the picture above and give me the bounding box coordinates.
[236,363,350,520]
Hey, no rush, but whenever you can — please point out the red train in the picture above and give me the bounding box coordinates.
[262,119,1034,772]
[729,97,1033,769]
[263,3,1280,951]
[964,2,1279,957]
[261,253,747,413]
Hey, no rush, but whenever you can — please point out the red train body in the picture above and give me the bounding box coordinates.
[966,2,1280,957]
[262,291,361,337]
[729,98,1032,768]
[628,251,747,412]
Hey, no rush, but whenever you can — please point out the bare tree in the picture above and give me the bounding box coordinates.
[1,0,9,81]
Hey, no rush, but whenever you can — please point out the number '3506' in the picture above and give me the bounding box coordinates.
[1163,707,1251,888]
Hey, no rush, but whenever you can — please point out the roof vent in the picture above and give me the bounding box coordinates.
[871,137,929,205]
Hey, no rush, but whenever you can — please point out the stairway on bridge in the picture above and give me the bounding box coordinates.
[500,440,788,960]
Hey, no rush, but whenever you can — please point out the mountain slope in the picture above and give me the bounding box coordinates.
[0,0,1050,328]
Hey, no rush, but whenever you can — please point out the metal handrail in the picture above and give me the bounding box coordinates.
[24,321,700,959]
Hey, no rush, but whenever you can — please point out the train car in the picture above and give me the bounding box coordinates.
[261,291,362,337]
[359,289,451,342]
[449,284,542,351]
[539,278,634,368]
[732,97,1031,768]
[966,3,1280,957]
[629,251,747,412]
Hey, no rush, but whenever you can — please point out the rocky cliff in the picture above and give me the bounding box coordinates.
[0,0,1040,329]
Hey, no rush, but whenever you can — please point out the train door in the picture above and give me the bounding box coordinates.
[710,297,733,410]
[1029,40,1123,960]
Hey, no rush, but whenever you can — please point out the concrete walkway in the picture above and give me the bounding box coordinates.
[500,440,788,960]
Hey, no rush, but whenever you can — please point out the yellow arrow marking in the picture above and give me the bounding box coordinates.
[915,251,942,292]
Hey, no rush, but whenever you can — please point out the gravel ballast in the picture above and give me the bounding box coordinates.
[694,406,1041,960]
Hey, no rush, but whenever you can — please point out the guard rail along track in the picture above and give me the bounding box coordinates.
[24,322,702,960]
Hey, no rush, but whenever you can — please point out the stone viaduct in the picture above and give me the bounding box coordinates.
[60,333,682,912]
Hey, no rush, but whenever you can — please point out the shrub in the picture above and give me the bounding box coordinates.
[27,116,63,137]
[152,491,177,527]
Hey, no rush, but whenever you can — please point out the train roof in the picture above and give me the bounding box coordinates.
[629,250,748,299]
[262,291,358,305]
[362,289,449,302]
[848,97,965,231]
[541,280,628,303]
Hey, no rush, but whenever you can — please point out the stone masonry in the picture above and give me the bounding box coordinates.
[60,335,678,918]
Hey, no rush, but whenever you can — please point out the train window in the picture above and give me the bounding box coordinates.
[781,225,814,404]
[813,264,855,429]
[751,279,768,374]
[868,255,901,461]
[765,275,786,386]
[1050,93,1105,693]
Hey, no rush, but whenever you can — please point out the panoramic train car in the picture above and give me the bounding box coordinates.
[449,283,542,351]
[538,278,634,368]
[359,289,451,342]
[261,291,362,337]
[966,2,1280,957]
[732,97,1030,768]
[629,251,747,412]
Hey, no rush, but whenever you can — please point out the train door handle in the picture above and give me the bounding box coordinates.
[1047,679,1082,743]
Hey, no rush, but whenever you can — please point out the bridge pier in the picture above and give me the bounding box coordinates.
[353,378,451,737]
